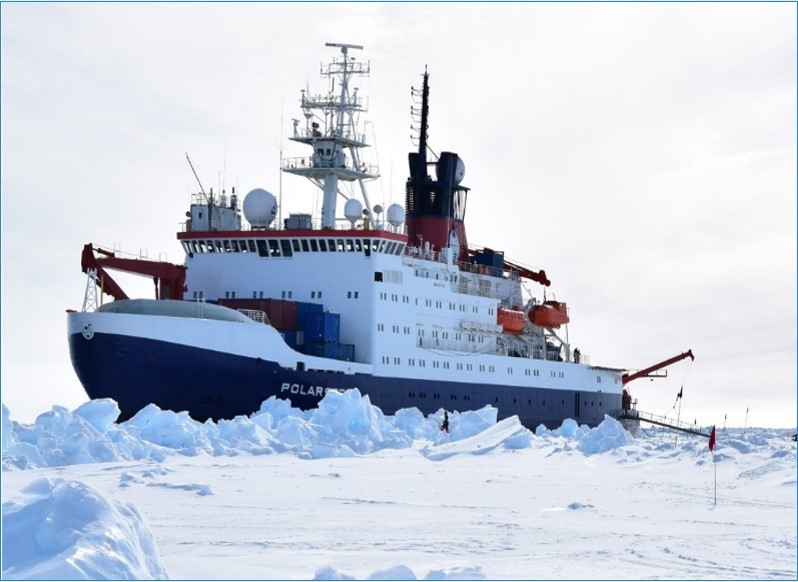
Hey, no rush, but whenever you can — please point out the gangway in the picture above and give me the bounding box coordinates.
[615,408,711,437]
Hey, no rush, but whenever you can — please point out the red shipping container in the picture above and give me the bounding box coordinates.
[282,300,297,330]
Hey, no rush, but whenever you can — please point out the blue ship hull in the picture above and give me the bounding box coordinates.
[68,331,620,428]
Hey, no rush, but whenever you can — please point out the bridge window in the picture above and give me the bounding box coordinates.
[281,240,292,257]
[268,240,281,257]
[256,240,268,257]
[310,239,319,252]
[319,239,328,252]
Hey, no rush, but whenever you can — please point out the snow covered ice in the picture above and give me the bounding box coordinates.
[2,477,167,579]
[2,391,796,580]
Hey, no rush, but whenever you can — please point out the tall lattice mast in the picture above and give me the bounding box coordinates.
[282,43,379,229]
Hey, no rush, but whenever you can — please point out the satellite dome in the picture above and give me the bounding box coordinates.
[386,204,406,227]
[435,156,466,185]
[344,198,363,226]
[242,188,277,228]
[453,157,465,184]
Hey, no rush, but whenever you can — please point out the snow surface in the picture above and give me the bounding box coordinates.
[2,391,796,580]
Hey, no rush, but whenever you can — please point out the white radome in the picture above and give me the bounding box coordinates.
[435,157,466,184]
[453,157,466,184]
[344,198,363,225]
[387,204,406,227]
[242,188,277,228]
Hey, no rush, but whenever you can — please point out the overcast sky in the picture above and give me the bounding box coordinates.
[2,3,795,427]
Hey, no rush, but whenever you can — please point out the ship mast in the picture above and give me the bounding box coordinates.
[283,42,379,229]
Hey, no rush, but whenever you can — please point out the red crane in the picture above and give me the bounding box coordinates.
[80,243,187,301]
[466,247,551,286]
[622,349,695,385]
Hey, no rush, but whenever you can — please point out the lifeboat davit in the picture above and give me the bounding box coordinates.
[497,308,526,334]
[529,301,569,328]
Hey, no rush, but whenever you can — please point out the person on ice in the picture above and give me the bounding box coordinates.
[441,410,450,433]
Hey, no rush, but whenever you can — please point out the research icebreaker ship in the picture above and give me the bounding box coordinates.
[68,43,683,428]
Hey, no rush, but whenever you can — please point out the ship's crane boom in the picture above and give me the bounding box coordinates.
[502,257,551,287]
[80,243,187,301]
[466,247,551,286]
[622,349,695,385]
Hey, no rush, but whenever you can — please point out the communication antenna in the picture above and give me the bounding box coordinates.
[222,143,227,197]
[185,153,207,200]
[186,153,213,228]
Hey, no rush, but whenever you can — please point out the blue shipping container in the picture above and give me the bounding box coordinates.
[296,302,324,329]
[305,341,354,361]
[304,312,340,343]
[474,249,504,276]
[337,343,355,362]
[305,341,339,359]
[281,330,298,350]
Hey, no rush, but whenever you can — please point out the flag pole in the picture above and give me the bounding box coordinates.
[743,407,749,438]
[708,425,717,506]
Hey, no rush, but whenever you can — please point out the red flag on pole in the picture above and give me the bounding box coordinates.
[708,425,716,451]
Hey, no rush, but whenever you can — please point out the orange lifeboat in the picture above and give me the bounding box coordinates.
[497,308,526,334]
[529,301,569,328]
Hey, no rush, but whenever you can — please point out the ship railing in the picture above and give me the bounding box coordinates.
[292,126,368,144]
[417,336,500,356]
[615,408,711,436]
[457,260,519,280]
[402,246,445,264]
[181,217,406,235]
[237,309,270,325]
[453,275,499,298]
[402,247,519,279]
[281,156,378,176]
[300,93,365,114]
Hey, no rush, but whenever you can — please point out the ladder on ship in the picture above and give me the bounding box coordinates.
[615,409,711,437]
